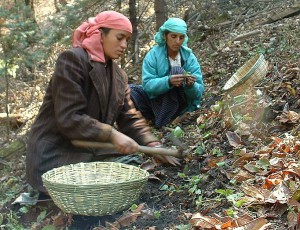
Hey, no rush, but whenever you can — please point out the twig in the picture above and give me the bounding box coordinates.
[229,98,253,109]
[227,105,238,123]
[0,158,10,166]
[291,124,300,135]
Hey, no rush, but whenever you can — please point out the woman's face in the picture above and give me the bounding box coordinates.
[165,32,185,53]
[101,29,131,60]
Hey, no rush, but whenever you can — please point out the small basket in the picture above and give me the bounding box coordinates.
[42,162,149,216]
[223,54,268,94]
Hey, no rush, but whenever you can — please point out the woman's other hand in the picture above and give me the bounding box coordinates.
[147,141,181,166]
[185,75,196,87]
[110,128,139,154]
[154,155,181,166]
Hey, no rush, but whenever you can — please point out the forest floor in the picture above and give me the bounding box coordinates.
[0,1,300,230]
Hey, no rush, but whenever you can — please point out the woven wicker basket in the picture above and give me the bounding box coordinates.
[42,162,149,216]
[223,54,268,94]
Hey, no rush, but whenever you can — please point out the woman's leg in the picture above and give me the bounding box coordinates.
[129,84,155,121]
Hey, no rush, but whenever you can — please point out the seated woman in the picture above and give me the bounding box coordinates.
[130,18,205,128]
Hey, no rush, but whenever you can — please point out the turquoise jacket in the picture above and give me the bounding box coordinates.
[142,44,205,113]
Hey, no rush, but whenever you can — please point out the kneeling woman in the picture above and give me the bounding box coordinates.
[26,11,179,195]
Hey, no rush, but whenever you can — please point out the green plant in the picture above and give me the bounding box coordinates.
[186,175,202,195]
[130,203,138,211]
[19,206,30,214]
[3,211,25,229]
[215,189,245,207]
[195,195,203,209]
[211,147,223,157]
[175,224,192,230]
[256,158,270,171]
[41,225,56,230]
[0,213,3,225]
[0,3,44,140]
[177,174,202,196]
[37,210,47,223]
[225,208,238,217]
[198,123,206,130]
[172,126,185,138]
[159,184,177,194]
[216,161,226,167]
[154,210,161,219]
[211,101,223,112]
[195,143,206,156]
[215,188,234,197]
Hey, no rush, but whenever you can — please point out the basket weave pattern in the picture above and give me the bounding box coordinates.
[223,54,268,93]
[42,162,149,216]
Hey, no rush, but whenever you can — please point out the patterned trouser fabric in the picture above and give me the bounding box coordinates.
[130,66,187,128]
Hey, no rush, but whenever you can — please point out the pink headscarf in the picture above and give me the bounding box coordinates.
[72,11,132,62]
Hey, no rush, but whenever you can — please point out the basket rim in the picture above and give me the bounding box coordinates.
[223,53,267,91]
[41,161,149,187]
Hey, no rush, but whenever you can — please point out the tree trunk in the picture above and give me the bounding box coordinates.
[4,59,10,141]
[128,0,138,64]
[154,0,168,31]
[116,0,121,10]
[24,0,37,23]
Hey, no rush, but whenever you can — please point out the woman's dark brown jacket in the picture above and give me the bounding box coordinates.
[26,47,157,192]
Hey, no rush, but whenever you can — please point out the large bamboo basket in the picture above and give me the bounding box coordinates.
[223,54,268,95]
[42,162,149,216]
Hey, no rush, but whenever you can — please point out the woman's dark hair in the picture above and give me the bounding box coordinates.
[164,30,170,35]
[99,27,111,35]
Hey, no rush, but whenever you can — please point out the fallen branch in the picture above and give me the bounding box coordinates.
[291,123,300,135]
[232,29,262,41]
[0,139,26,159]
[259,4,300,25]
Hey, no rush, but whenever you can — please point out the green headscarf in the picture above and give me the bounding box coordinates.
[154,18,189,46]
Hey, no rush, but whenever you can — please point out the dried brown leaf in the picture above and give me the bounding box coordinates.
[243,162,261,174]
[220,220,232,229]
[141,209,156,220]
[287,211,298,229]
[232,153,254,168]
[278,111,300,123]
[288,168,300,178]
[140,161,157,171]
[240,217,269,230]
[52,212,73,228]
[234,214,255,227]
[241,184,265,201]
[230,169,255,182]
[207,156,227,168]
[226,131,243,147]
[105,221,120,229]
[148,174,162,181]
[268,182,290,204]
[116,212,140,227]
[190,213,221,228]
[133,203,146,213]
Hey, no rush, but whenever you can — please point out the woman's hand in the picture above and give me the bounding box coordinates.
[110,128,139,154]
[185,75,196,87]
[147,141,181,166]
[169,75,185,87]
[147,141,162,147]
